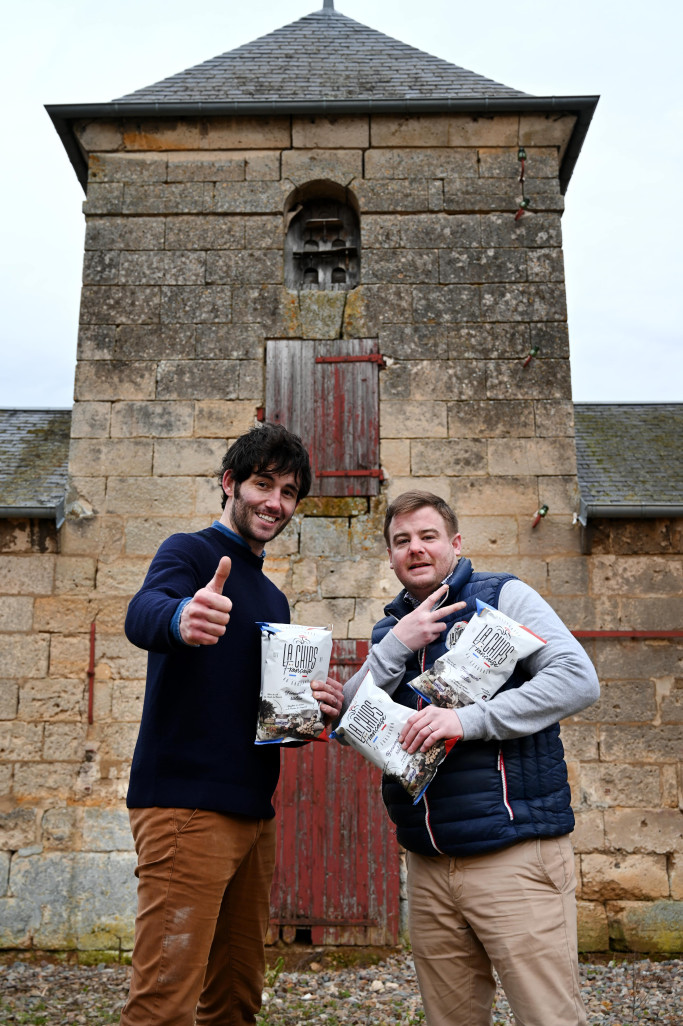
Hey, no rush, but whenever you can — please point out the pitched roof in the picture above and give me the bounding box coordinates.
[114,7,528,105]
[574,403,683,521]
[0,409,71,525]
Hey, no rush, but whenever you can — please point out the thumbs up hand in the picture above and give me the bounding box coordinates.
[179,556,233,646]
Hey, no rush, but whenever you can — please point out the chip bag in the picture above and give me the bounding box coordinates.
[410,598,546,708]
[332,670,456,803]
[256,622,333,744]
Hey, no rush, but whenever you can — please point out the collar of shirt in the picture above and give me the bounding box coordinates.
[211,520,265,559]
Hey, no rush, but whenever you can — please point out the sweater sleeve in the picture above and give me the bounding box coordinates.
[455,579,601,742]
[125,535,204,654]
[339,629,412,715]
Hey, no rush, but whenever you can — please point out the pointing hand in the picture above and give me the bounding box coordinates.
[179,556,233,646]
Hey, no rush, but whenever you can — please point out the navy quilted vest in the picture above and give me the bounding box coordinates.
[374,558,575,857]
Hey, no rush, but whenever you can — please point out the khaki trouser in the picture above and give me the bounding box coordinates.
[407,836,587,1026]
[120,807,276,1026]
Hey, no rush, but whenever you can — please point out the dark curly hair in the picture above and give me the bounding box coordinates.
[218,423,312,509]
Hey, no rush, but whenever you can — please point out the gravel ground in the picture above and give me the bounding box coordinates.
[0,950,680,1025]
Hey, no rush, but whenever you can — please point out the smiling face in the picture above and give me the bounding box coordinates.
[387,505,462,602]
[220,467,300,554]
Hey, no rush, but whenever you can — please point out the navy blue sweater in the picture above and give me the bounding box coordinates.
[125,527,289,818]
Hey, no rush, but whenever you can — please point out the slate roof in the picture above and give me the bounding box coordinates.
[574,403,683,521]
[0,409,71,525]
[114,6,528,104]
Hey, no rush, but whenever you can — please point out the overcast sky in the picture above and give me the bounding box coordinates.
[2,0,681,408]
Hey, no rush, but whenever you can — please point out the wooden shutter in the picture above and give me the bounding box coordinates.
[266,339,382,496]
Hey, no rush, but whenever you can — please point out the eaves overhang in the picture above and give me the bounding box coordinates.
[0,498,66,530]
[578,500,683,527]
[46,94,599,195]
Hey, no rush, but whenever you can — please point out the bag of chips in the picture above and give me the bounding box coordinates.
[332,670,456,803]
[255,622,333,744]
[410,598,546,708]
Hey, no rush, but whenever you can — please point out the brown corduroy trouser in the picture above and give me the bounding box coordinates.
[119,807,276,1026]
[407,835,587,1026]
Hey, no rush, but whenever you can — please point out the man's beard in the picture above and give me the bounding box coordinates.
[229,481,290,545]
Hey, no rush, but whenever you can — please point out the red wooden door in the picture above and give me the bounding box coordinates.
[268,641,401,944]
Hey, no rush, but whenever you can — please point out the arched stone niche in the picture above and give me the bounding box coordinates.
[284,180,360,291]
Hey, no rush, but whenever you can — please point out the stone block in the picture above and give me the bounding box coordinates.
[485,359,572,400]
[110,400,194,438]
[156,360,239,400]
[41,807,78,849]
[527,248,565,282]
[473,555,549,593]
[292,115,369,148]
[98,722,139,761]
[76,325,117,360]
[211,181,291,214]
[353,180,431,213]
[206,250,282,285]
[577,680,657,724]
[519,113,577,148]
[380,440,410,478]
[69,438,153,478]
[412,284,480,323]
[282,148,363,186]
[0,635,50,680]
[299,291,347,339]
[83,808,134,852]
[672,855,683,901]
[70,402,111,438]
[0,681,19,720]
[361,215,402,249]
[399,213,481,250]
[411,438,488,477]
[481,212,563,249]
[481,283,567,322]
[194,400,259,438]
[0,555,55,596]
[318,558,395,600]
[43,723,88,761]
[546,557,590,595]
[456,516,519,556]
[0,807,38,850]
[195,476,224,517]
[112,680,145,721]
[572,809,605,851]
[118,251,206,286]
[440,248,527,284]
[381,401,448,439]
[380,362,411,400]
[195,323,263,360]
[79,285,160,325]
[166,151,246,182]
[577,901,609,952]
[478,147,559,179]
[300,518,350,558]
[122,182,208,215]
[348,598,388,638]
[445,178,563,214]
[291,599,355,640]
[0,721,43,761]
[202,116,291,150]
[447,400,534,438]
[411,360,488,401]
[590,555,682,598]
[238,360,263,399]
[105,477,195,517]
[82,183,123,215]
[47,634,89,678]
[604,808,683,854]
[153,438,227,476]
[18,679,86,722]
[371,115,450,147]
[164,215,245,251]
[448,115,519,147]
[32,597,91,634]
[82,250,120,285]
[124,517,205,557]
[582,854,669,901]
[529,323,571,359]
[578,763,662,809]
[559,722,599,763]
[362,249,439,285]
[488,437,577,476]
[537,476,581,516]
[74,360,157,402]
[0,597,33,632]
[451,475,538,516]
[95,559,148,597]
[660,679,683,724]
[592,639,681,683]
[263,520,299,558]
[160,285,232,324]
[605,899,683,953]
[232,286,302,336]
[54,556,97,594]
[76,121,124,152]
[364,148,477,180]
[85,216,165,252]
[244,216,285,250]
[88,151,167,183]
[290,559,318,596]
[600,726,682,764]
[343,285,412,335]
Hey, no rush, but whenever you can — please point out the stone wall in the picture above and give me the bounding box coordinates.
[0,112,680,952]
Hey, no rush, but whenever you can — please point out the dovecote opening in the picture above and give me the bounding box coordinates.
[284,180,360,291]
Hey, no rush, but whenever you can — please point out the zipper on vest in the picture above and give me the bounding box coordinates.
[422,794,446,854]
[498,748,514,821]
